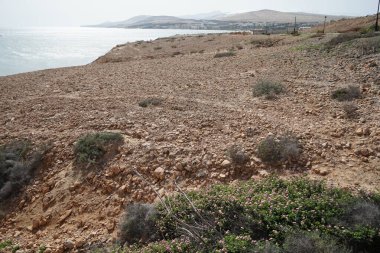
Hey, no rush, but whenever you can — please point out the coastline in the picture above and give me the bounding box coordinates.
[0,27,228,77]
[0,32,379,250]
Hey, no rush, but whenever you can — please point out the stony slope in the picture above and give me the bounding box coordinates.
[0,32,379,252]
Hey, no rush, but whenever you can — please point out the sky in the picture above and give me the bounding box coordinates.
[0,0,378,27]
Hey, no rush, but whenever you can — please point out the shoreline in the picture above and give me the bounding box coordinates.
[0,27,229,77]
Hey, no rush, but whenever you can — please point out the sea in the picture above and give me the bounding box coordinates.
[0,27,226,77]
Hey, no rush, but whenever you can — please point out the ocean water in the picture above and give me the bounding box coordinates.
[0,27,225,77]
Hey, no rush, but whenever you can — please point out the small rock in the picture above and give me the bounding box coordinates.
[63,240,74,250]
[313,167,331,176]
[258,170,270,177]
[355,128,364,136]
[153,167,165,180]
[219,173,227,179]
[221,160,231,167]
[58,210,72,224]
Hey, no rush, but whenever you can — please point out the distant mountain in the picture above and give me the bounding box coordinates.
[219,9,349,23]
[88,15,152,28]
[86,9,351,30]
[179,11,227,20]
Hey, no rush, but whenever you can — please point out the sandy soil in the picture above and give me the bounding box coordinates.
[0,32,379,252]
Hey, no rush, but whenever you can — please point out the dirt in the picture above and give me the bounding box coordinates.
[0,32,379,252]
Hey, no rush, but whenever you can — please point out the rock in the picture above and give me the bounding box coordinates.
[219,173,227,179]
[354,148,372,157]
[75,239,85,248]
[63,240,74,250]
[258,170,270,177]
[313,167,331,176]
[153,167,165,180]
[58,210,72,224]
[355,128,364,136]
[221,160,231,167]
[106,220,115,232]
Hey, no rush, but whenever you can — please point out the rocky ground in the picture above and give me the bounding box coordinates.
[0,31,379,252]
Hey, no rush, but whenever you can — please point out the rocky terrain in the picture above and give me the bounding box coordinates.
[0,30,379,252]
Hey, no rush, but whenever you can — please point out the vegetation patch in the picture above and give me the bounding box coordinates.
[252,80,285,99]
[119,203,158,245]
[226,145,250,166]
[357,36,380,55]
[250,38,279,48]
[256,133,302,165]
[283,231,352,253]
[0,140,46,204]
[214,51,236,58]
[74,132,123,165]
[138,98,163,108]
[343,102,359,119]
[120,178,380,252]
[326,32,362,48]
[331,85,361,101]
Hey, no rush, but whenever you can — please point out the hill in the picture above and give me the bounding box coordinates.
[311,14,377,33]
[88,9,350,30]
[219,9,349,23]
[1,16,380,252]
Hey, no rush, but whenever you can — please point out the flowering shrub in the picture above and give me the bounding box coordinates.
[122,178,380,252]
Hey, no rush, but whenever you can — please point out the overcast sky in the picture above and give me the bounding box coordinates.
[0,0,378,27]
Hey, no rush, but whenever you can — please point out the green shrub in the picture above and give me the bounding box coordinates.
[138,98,162,108]
[155,178,374,250]
[283,231,352,253]
[74,132,123,165]
[0,240,13,250]
[121,178,380,252]
[331,85,361,101]
[226,145,250,166]
[214,51,236,58]
[119,203,158,245]
[252,80,285,99]
[252,241,281,253]
[256,134,301,165]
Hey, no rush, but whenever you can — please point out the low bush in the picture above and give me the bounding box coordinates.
[214,51,236,58]
[283,231,352,253]
[252,80,285,99]
[138,98,162,108]
[339,200,380,229]
[331,85,361,101]
[342,102,359,119]
[251,39,278,48]
[326,32,362,47]
[172,51,183,57]
[358,36,380,55]
[119,203,158,245]
[74,132,123,165]
[226,145,250,166]
[0,140,45,202]
[256,134,301,165]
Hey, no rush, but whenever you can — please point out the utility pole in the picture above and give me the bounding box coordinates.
[376,0,380,31]
[323,16,327,33]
